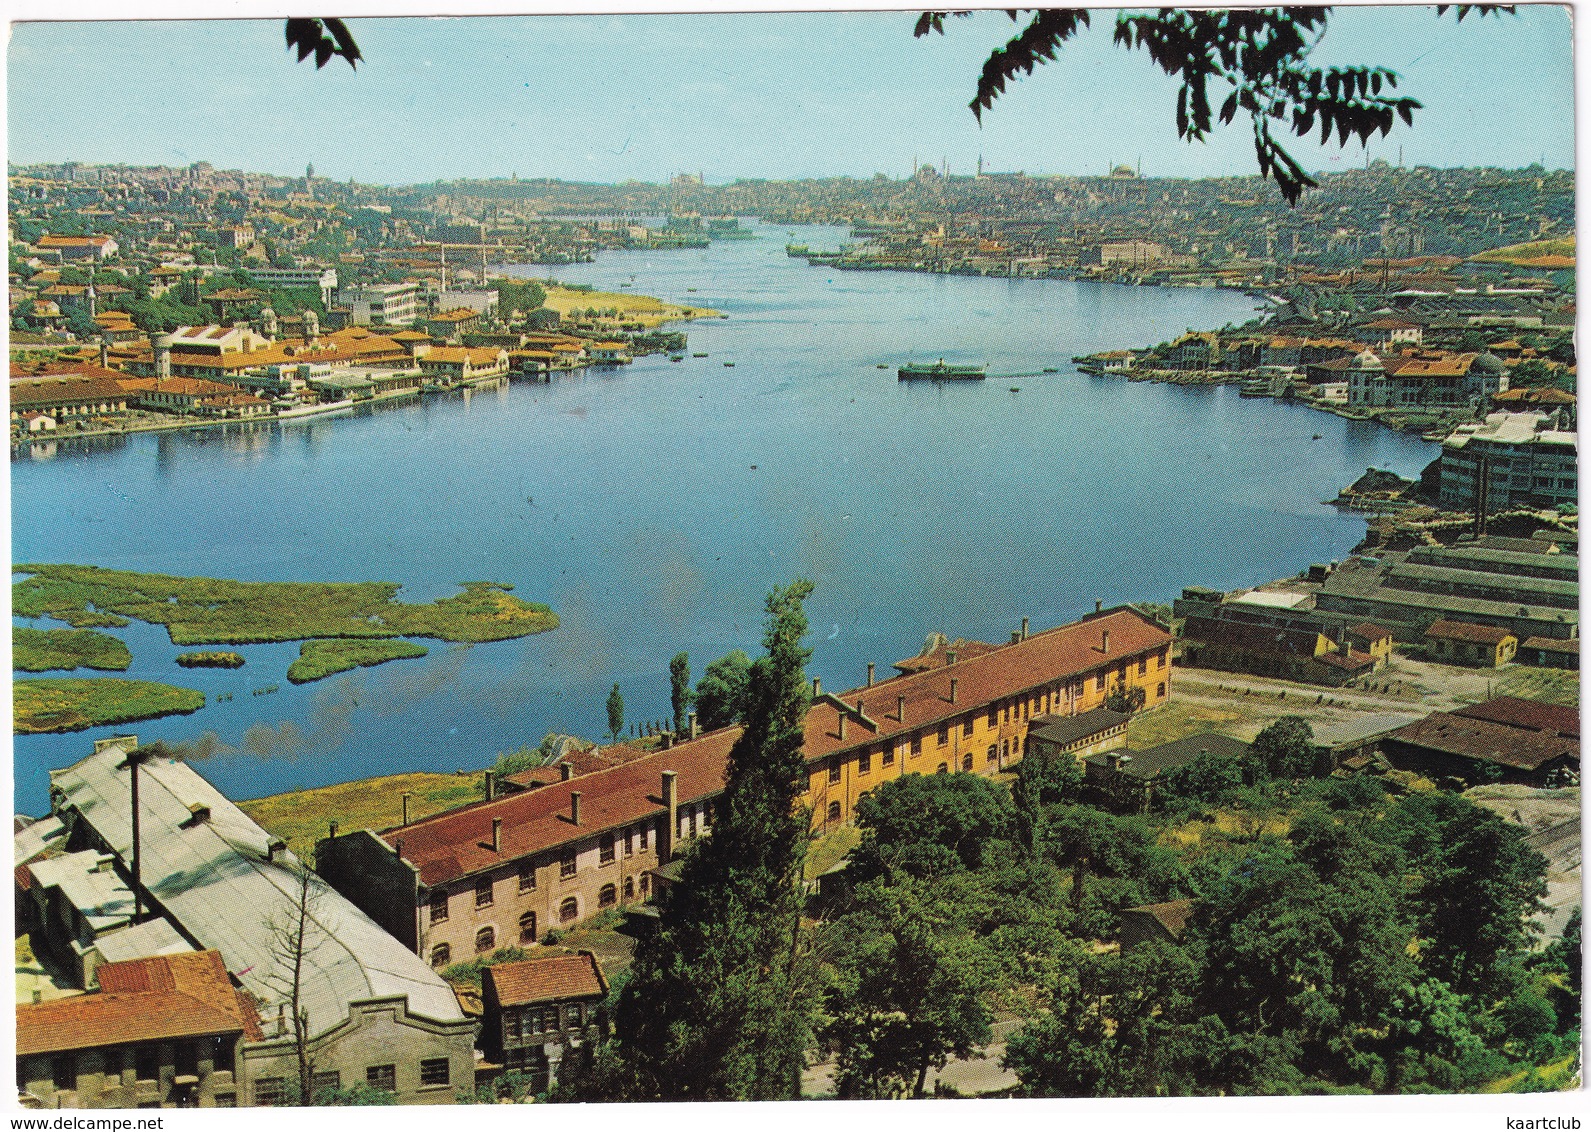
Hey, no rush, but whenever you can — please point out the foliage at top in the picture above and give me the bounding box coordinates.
[13,564,557,646]
[916,6,1506,203]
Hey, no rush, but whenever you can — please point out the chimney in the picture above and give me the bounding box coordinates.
[897,694,906,721]
[99,337,110,369]
[1022,617,1030,641]
[1095,599,1103,614]
[812,676,821,697]
[560,762,574,781]
[484,770,495,801]
[838,712,847,741]
[1011,631,1022,644]
[1102,630,1111,653]
[950,677,959,704]
[124,748,150,924]
[267,839,287,861]
[492,817,503,852]
[660,771,679,863]
[31,990,41,1005]
[1106,752,1121,771]
[570,792,582,825]
[866,662,875,687]
[662,733,673,750]
[394,839,403,857]
[689,710,699,739]
[328,821,338,839]
[401,791,411,826]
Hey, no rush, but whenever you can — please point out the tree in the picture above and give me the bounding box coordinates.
[850,772,1015,881]
[613,580,819,1100]
[1157,746,1245,809]
[1003,939,1205,1097]
[1011,738,1082,850]
[606,683,624,743]
[1249,715,1317,780]
[693,649,752,731]
[669,652,691,734]
[823,878,996,1098]
[262,860,325,1106]
[1103,679,1147,715]
[916,7,1500,203]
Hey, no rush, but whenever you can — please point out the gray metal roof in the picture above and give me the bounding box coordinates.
[28,849,138,935]
[51,739,464,1038]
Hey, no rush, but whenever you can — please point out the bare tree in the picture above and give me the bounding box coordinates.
[262,856,325,1106]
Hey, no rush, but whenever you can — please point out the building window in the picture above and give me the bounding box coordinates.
[936,762,948,774]
[987,707,998,729]
[962,753,973,772]
[1095,673,1106,692]
[215,1094,236,1107]
[476,926,495,952]
[366,1065,397,1094]
[599,883,618,908]
[882,745,894,766]
[987,744,997,764]
[52,1055,75,1091]
[1157,682,1166,698]
[858,750,871,775]
[560,897,579,923]
[688,807,698,836]
[600,834,615,864]
[254,1078,287,1106]
[420,1059,450,1088]
[431,943,451,968]
[828,757,842,784]
[519,862,536,891]
[560,851,577,878]
[311,1070,340,1096]
[910,735,922,756]
[1138,657,1148,676]
[475,877,493,907]
[937,724,949,746]
[211,1035,235,1074]
[624,828,634,856]
[962,717,973,738]
[623,877,635,901]
[429,889,448,923]
[565,1004,584,1029]
[640,823,650,851]
[827,801,842,822]
[641,873,651,897]
[518,910,538,944]
[135,1045,160,1083]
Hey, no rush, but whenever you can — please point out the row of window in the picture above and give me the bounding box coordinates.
[255,1059,449,1104]
[44,1038,234,1092]
[504,1002,589,1039]
[429,876,650,966]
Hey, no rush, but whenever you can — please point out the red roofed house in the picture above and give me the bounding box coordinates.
[37,234,118,262]
[1382,696,1579,786]
[15,949,262,1109]
[418,346,509,385]
[480,951,607,1087]
[315,607,1173,963]
[1424,619,1518,668]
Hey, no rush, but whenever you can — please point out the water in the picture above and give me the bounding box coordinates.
[11,222,1435,811]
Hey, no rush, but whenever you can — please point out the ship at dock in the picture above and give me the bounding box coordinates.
[898,360,987,381]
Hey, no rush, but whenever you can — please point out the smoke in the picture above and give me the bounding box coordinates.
[238,675,364,762]
[145,730,235,761]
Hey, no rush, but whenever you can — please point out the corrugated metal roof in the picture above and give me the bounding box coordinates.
[51,740,464,1039]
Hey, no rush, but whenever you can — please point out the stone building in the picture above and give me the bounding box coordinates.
[479,952,606,1089]
[316,607,1175,962]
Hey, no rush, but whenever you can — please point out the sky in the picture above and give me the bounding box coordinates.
[5,4,1578,186]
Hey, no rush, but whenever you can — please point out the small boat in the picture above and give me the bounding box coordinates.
[686,288,698,292]
[875,364,889,370]
[898,359,987,381]
[723,361,735,367]
[1042,367,1059,373]
[693,353,709,358]
[1311,434,1322,440]
[1010,387,1021,393]
[670,355,684,363]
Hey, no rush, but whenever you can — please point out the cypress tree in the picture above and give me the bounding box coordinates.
[613,580,817,1099]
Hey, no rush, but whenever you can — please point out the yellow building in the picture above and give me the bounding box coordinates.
[800,606,1173,831]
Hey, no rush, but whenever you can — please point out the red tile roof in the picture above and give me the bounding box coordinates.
[1424,619,1515,645]
[387,609,1170,886]
[484,953,606,1007]
[1388,713,1578,773]
[16,950,262,1056]
[892,638,1001,675]
[1451,695,1579,740]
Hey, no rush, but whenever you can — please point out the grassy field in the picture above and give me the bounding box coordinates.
[1126,700,1251,748]
[286,639,429,684]
[1496,666,1580,707]
[541,284,721,327]
[1471,236,1575,265]
[12,626,131,673]
[240,770,481,851]
[175,651,245,668]
[14,564,557,645]
[14,677,204,734]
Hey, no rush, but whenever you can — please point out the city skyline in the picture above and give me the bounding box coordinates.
[7,5,1577,186]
